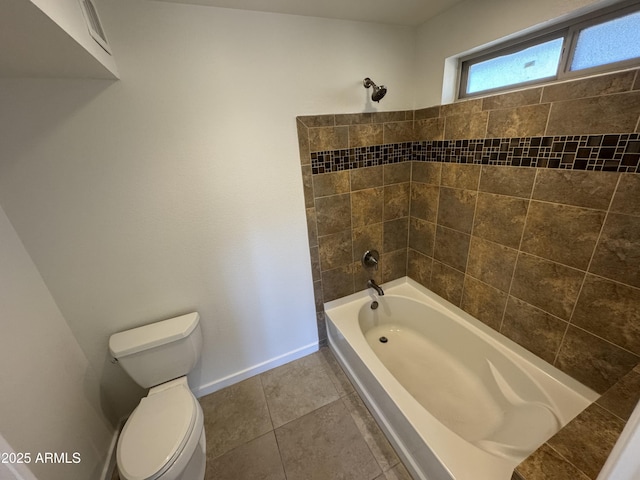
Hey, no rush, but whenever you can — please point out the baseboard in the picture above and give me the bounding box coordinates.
[193,342,319,398]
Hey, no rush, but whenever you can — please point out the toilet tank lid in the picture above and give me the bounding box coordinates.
[109,312,200,358]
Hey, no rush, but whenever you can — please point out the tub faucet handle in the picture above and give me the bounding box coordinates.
[362,250,380,270]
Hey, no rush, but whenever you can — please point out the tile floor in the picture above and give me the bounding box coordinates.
[112,347,413,480]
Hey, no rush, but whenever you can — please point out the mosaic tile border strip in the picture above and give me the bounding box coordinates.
[311,134,640,174]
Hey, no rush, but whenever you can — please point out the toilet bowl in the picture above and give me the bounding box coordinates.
[110,313,206,480]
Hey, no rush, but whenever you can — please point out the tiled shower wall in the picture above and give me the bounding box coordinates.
[297,67,640,480]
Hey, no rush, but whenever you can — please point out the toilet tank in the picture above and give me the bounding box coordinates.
[109,312,202,388]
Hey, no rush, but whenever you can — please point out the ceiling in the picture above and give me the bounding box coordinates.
[151,0,466,26]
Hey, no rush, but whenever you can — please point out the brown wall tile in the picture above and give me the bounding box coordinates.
[316,194,351,236]
[502,296,566,363]
[541,71,636,103]
[466,236,517,292]
[520,201,606,270]
[335,113,372,126]
[412,161,441,185]
[351,187,384,227]
[410,182,439,222]
[352,224,383,263]
[461,276,507,330]
[302,165,314,208]
[437,187,477,233]
[479,165,536,198]
[610,174,640,216]
[384,121,415,143]
[546,91,640,135]
[430,261,464,306]
[297,119,311,165]
[415,106,440,120]
[321,265,354,302]
[384,183,410,220]
[597,368,640,421]
[371,111,408,123]
[444,111,488,139]
[309,126,349,152]
[407,248,433,288]
[486,104,550,138]
[297,114,334,128]
[546,404,625,479]
[381,249,407,282]
[318,230,353,271]
[306,207,317,248]
[590,212,640,288]
[556,327,639,393]
[313,171,350,197]
[441,163,481,190]
[384,163,411,184]
[473,193,528,249]
[572,274,640,356]
[351,166,383,191]
[348,124,383,148]
[409,218,436,257]
[511,253,584,320]
[482,88,542,110]
[441,99,482,117]
[433,226,470,272]
[516,443,591,480]
[415,117,444,141]
[383,217,408,252]
[532,170,619,210]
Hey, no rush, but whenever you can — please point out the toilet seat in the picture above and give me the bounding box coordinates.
[117,383,197,480]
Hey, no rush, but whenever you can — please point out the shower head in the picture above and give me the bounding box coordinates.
[363,77,387,102]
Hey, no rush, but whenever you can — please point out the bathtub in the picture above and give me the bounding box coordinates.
[325,277,598,480]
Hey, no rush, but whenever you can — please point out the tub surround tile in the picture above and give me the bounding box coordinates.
[437,187,477,234]
[516,443,591,480]
[383,183,410,220]
[501,297,567,363]
[411,161,441,185]
[305,207,318,248]
[375,463,413,480]
[510,253,584,320]
[572,275,640,356]
[415,106,440,120]
[433,226,470,272]
[440,163,481,190]
[430,260,464,306]
[541,71,636,103]
[297,119,311,165]
[596,367,640,421]
[478,165,536,198]
[482,88,543,110]
[486,103,550,138]
[315,194,351,236]
[321,264,354,302]
[407,249,433,288]
[410,182,439,222]
[384,163,412,184]
[441,98,482,117]
[276,400,382,480]
[532,169,618,210]
[351,187,384,227]
[461,276,508,331]
[408,217,436,257]
[336,112,373,126]
[351,165,383,191]
[373,111,410,123]
[352,223,383,263]
[545,403,625,479]
[302,165,314,208]
[381,249,408,282]
[520,201,606,270]
[444,111,488,140]
[309,125,349,151]
[349,124,384,148]
[466,236,518,292]
[473,193,528,249]
[199,376,273,459]
[384,121,415,144]
[546,91,640,136]
[298,114,335,128]
[590,212,640,288]
[383,217,409,252]
[555,326,640,394]
[312,171,351,197]
[415,117,444,141]
[610,174,640,216]
[318,230,353,271]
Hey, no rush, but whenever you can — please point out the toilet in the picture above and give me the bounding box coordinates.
[109,312,206,480]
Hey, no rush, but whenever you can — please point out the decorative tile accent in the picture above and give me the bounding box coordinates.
[311,134,640,175]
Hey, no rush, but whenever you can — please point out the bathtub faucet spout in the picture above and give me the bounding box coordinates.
[367,279,384,296]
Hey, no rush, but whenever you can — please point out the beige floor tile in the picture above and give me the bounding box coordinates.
[275,399,382,480]
[199,376,272,459]
[205,431,285,480]
[261,352,340,428]
[318,346,356,397]
[342,393,400,472]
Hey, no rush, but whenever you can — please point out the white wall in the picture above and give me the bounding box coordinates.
[415,0,615,106]
[0,206,114,480]
[0,0,416,421]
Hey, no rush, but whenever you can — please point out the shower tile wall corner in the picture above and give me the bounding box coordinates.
[297,67,640,479]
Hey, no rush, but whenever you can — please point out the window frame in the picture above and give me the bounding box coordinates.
[457,1,640,99]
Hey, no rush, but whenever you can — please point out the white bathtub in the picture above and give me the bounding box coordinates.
[325,277,598,480]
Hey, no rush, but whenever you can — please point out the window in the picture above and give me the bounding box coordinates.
[459,2,640,98]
